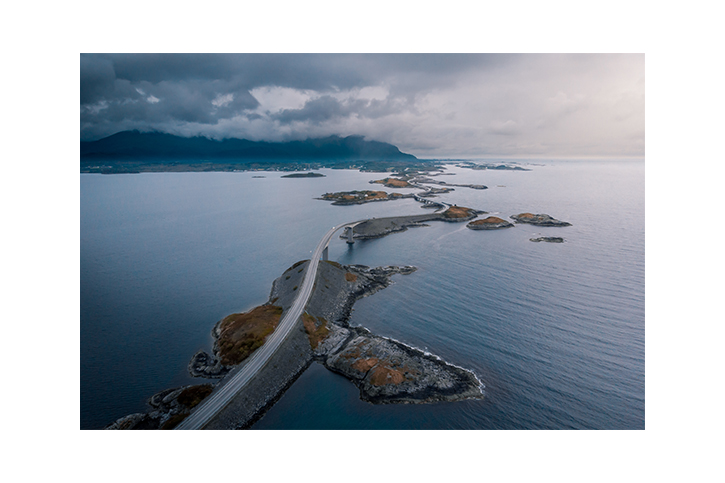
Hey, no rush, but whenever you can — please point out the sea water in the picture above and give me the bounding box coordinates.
[80,159,644,429]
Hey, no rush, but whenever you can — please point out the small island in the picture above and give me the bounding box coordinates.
[467,216,514,230]
[371,177,411,188]
[458,162,531,171]
[510,213,572,227]
[281,172,326,178]
[530,237,565,243]
[318,190,414,205]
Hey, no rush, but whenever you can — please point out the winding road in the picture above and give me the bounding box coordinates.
[176,220,362,430]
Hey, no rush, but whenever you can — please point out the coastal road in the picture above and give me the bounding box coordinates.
[176,220,363,430]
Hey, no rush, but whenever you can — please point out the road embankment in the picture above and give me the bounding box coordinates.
[106,256,483,429]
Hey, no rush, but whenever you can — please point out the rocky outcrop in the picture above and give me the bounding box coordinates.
[530,237,565,243]
[105,384,214,430]
[511,213,571,226]
[467,216,514,230]
[325,332,483,404]
[188,350,230,378]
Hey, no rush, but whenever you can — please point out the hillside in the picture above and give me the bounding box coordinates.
[81,131,417,162]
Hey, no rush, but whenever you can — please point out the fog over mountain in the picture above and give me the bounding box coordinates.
[80,54,644,158]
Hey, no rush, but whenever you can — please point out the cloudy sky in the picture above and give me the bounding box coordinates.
[80,54,644,158]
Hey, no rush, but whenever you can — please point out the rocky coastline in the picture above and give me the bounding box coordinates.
[106,258,483,429]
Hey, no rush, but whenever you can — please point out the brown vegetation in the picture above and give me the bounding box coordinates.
[322,190,390,202]
[443,205,476,219]
[217,305,283,365]
[369,361,420,386]
[469,216,506,225]
[352,357,379,372]
[177,384,214,409]
[161,412,190,430]
[302,313,330,350]
[373,178,410,188]
[517,213,535,219]
[345,272,357,282]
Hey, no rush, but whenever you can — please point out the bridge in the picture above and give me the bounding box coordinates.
[176,219,365,430]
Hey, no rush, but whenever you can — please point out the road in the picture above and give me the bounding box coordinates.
[176,220,361,430]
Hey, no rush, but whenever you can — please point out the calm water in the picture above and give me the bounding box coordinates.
[80,160,644,429]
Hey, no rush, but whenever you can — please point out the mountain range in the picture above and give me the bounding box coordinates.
[80,131,417,162]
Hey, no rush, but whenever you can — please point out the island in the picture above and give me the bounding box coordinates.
[281,172,325,178]
[510,213,572,227]
[467,216,514,230]
[318,190,414,205]
[530,236,565,243]
[371,177,411,188]
[457,162,531,171]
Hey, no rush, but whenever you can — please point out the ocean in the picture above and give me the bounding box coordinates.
[80,159,644,429]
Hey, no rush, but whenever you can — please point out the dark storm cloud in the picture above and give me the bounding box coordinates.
[80,54,644,157]
[82,53,486,140]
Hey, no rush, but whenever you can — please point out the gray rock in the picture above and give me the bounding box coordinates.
[510,213,571,226]
[530,237,565,243]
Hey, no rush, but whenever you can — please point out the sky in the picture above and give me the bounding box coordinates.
[80,53,644,158]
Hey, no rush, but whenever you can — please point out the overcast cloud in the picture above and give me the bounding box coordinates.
[80,54,644,158]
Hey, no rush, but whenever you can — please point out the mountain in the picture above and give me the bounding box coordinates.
[80,131,417,161]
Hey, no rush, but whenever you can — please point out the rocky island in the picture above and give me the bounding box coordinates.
[510,213,572,227]
[371,177,412,188]
[318,190,414,205]
[530,236,565,243]
[467,216,514,230]
[281,172,325,178]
